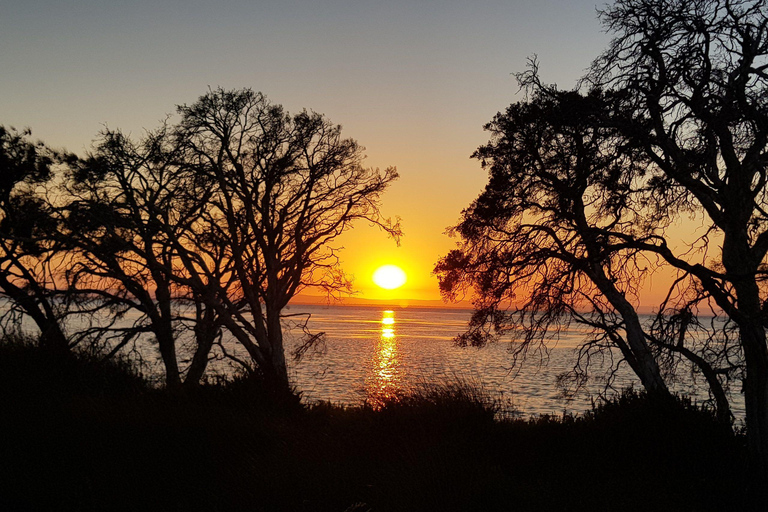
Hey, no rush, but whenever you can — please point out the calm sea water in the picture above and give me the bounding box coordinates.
[281,305,734,417]
[13,300,742,419]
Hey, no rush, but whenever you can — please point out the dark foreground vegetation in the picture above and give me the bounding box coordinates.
[0,341,753,512]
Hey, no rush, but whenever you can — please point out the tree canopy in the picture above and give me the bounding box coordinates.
[0,88,400,392]
[0,126,69,352]
[439,0,768,477]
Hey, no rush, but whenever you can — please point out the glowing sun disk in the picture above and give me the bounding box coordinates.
[373,265,407,290]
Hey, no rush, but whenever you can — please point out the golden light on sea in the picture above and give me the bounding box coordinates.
[366,310,402,407]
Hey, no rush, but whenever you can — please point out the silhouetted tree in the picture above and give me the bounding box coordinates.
[0,126,69,352]
[61,124,226,389]
[587,0,768,480]
[435,87,675,393]
[436,82,737,422]
[54,89,398,391]
[173,88,400,391]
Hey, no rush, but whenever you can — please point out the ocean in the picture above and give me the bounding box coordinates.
[281,304,735,417]
[14,300,742,419]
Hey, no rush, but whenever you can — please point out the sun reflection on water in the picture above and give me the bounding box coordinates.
[366,310,403,407]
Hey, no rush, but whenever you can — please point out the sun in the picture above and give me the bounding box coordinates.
[372,265,407,290]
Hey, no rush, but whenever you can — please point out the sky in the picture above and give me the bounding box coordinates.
[0,0,612,304]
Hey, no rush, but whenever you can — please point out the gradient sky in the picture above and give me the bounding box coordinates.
[1,0,611,303]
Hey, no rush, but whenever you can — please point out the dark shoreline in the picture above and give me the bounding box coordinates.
[0,342,751,511]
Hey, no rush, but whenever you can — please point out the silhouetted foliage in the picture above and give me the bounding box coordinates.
[62,124,224,389]
[0,126,69,352]
[53,88,399,391]
[438,6,768,484]
[171,88,400,390]
[436,79,739,425]
[586,0,768,483]
[436,87,684,401]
